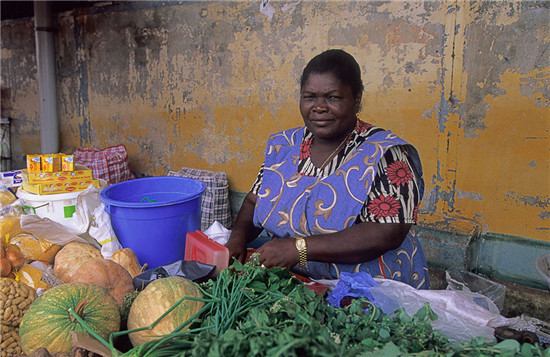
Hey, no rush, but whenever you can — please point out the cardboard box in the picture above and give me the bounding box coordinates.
[0,170,22,187]
[26,155,41,172]
[41,154,62,172]
[22,178,100,195]
[61,154,74,171]
[22,165,93,185]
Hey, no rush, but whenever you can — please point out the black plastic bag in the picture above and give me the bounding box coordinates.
[133,260,216,290]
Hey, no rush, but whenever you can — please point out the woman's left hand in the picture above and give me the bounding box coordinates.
[253,238,299,268]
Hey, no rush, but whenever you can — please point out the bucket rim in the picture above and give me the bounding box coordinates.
[100,176,206,208]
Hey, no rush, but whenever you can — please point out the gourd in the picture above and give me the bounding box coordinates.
[19,282,120,356]
[53,241,102,283]
[110,248,144,278]
[70,258,135,305]
[127,276,204,347]
[0,278,38,357]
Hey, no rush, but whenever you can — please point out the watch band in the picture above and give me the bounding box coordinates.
[296,238,307,267]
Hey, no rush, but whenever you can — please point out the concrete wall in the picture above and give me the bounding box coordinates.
[1,1,549,283]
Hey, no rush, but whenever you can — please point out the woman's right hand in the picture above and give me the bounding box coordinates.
[225,232,248,263]
[225,191,262,264]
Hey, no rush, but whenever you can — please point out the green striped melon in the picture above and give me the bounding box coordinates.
[19,282,120,355]
[127,276,204,346]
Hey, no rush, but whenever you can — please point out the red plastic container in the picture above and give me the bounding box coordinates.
[184,231,229,275]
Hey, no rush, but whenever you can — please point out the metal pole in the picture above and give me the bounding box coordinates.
[34,0,59,154]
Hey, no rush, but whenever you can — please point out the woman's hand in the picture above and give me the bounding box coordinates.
[225,191,263,264]
[254,238,299,268]
[251,222,412,268]
[225,232,248,263]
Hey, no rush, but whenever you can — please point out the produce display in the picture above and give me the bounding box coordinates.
[66,261,548,357]
[0,194,548,357]
[18,282,120,355]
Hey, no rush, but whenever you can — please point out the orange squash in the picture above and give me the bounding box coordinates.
[53,242,102,283]
[110,248,143,278]
[70,258,134,306]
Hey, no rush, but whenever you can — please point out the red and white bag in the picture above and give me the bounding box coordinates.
[74,145,135,184]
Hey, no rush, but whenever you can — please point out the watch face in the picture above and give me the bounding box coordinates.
[296,239,306,249]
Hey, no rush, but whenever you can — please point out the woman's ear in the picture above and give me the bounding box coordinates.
[354,92,363,112]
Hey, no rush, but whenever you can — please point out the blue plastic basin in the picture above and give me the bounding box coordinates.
[100,176,206,268]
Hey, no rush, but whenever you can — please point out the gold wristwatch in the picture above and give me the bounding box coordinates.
[295,238,307,267]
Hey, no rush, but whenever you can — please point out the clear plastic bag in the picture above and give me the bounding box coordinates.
[369,278,510,343]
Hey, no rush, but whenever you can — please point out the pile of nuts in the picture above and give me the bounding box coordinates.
[0,277,37,357]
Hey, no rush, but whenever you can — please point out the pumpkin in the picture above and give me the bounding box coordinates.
[53,241,102,283]
[70,258,135,305]
[127,276,204,347]
[19,282,120,355]
[110,248,144,278]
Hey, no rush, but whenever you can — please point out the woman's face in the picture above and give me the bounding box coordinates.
[300,72,361,143]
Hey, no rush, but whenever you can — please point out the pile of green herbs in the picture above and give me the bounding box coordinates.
[80,260,548,357]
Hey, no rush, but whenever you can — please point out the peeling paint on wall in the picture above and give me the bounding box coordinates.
[1,0,548,242]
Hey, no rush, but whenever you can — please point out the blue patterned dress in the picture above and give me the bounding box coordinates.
[251,120,430,289]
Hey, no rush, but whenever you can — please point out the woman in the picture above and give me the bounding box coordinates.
[226,49,429,289]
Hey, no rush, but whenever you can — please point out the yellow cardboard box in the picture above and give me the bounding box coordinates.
[22,178,100,195]
[41,154,62,172]
[22,165,93,185]
[61,154,74,171]
[26,155,42,172]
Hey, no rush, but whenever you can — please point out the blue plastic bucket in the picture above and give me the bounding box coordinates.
[100,177,206,268]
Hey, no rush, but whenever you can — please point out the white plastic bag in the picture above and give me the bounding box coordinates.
[70,184,103,234]
[370,279,515,343]
[20,214,91,246]
[203,221,231,245]
[88,201,122,259]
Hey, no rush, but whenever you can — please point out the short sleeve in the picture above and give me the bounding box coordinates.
[356,145,423,224]
[250,162,264,195]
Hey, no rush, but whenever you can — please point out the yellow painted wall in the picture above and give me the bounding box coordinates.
[1,1,548,242]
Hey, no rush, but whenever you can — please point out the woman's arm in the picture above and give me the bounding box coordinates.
[225,192,263,263]
[255,221,411,268]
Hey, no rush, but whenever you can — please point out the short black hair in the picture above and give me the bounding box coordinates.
[300,49,364,98]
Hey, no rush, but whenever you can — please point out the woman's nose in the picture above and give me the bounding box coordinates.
[312,98,328,112]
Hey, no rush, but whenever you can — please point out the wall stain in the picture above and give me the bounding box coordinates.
[74,11,91,146]
[506,191,550,209]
